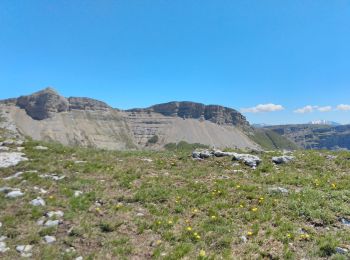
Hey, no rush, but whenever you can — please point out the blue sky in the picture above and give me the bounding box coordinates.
[0,0,349,124]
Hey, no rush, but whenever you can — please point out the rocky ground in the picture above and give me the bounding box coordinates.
[0,129,350,259]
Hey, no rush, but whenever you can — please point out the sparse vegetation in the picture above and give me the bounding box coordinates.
[0,137,350,259]
[164,141,209,152]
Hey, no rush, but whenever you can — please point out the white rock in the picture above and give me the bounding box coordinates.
[268,187,289,194]
[0,222,2,228]
[232,153,261,168]
[30,197,46,206]
[341,218,350,227]
[39,174,65,181]
[240,236,248,243]
[74,191,83,197]
[0,186,14,193]
[46,210,64,218]
[44,235,56,244]
[3,171,24,180]
[34,146,48,150]
[17,147,25,152]
[44,220,61,227]
[0,236,7,242]
[335,247,349,255]
[141,158,153,162]
[75,256,83,260]
[136,213,145,217]
[34,187,48,194]
[0,241,9,253]
[0,152,28,168]
[74,161,86,164]
[272,156,294,164]
[5,190,24,198]
[16,245,33,257]
[214,150,235,157]
[0,146,10,151]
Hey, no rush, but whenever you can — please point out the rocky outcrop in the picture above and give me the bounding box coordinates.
[16,87,70,120]
[68,97,111,111]
[128,101,250,127]
[13,87,112,120]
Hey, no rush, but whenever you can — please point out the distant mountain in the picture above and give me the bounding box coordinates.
[308,120,341,126]
[252,123,271,128]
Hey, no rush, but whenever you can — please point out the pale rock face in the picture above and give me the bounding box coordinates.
[0,152,28,168]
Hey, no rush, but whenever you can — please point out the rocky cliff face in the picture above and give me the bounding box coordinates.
[267,124,350,150]
[128,101,250,127]
[11,87,112,120]
[0,87,261,150]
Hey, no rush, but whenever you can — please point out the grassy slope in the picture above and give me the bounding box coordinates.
[251,129,300,150]
[0,139,350,259]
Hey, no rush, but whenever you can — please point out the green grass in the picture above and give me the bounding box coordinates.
[0,137,349,259]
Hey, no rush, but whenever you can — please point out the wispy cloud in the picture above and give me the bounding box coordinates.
[294,105,332,113]
[336,104,350,111]
[241,103,284,113]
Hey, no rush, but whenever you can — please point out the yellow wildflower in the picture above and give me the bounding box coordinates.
[252,207,258,212]
[186,227,192,231]
[199,250,206,257]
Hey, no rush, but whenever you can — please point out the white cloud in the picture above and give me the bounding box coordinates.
[294,105,333,113]
[241,103,284,113]
[336,104,350,111]
[317,106,332,112]
[294,105,315,114]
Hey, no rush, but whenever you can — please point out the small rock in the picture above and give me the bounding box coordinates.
[34,146,48,150]
[0,241,10,253]
[272,156,294,164]
[5,190,24,198]
[17,147,25,152]
[74,191,83,197]
[0,236,7,242]
[46,210,64,218]
[75,257,83,260]
[214,150,235,157]
[44,235,56,244]
[30,197,46,206]
[44,220,61,227]
[16,245,33,258]
[3,171,24,180]
[340,218,350,227]
[0,146,10,151]
[141,158,153,162]
[268,187,289,194]
[326,155,337,160]
[34,187,48,194]
[65,247,76,253]
[39,174,65,181]
[0,222,2,228]
[0,152,28,168]
[0,187,13,193]
[240,236,248,243]
[335,247,349,255]
[136,213,145,217]
[232,153,261,168]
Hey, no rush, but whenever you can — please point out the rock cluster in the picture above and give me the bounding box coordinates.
[272,156,294,164]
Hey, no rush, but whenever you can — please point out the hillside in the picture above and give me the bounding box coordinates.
[0,127,350,259]
[266,124,350,150]
[0,88,295,151]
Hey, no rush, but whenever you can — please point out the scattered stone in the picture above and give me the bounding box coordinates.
[232,153,261,168]
[5,190,24,198]
[17,147,25,152]
[0,236,7,242]
[46,210,64,218]
[240,236,248,243]
[65,247,76,253]
[232,169,244,174]
[74,160,87,164]
[213,150,235,157]
[74,191,83,197]
[0,222,2,228]
[75,257,83,260]
[0,187,13,193]
[0,152,28,168]
[0,146,10,151]
[3,171,24,180]
[34,146,48,150]
[141,158,153,162]
[33,186,48,194]
[268,187,289,194]
[0,241,9,253]
[16,245,33,258]
[44,220,61,227]
[2,140,24,146]
[136,213,145,217]
[335,247,348,255]
[326,155,337,160]
[30,197,46,206]
[272,156,294,164]
[44,235,56,244]
[39,174,65,181]
[340,218,350,227]
[36,218,46,226]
